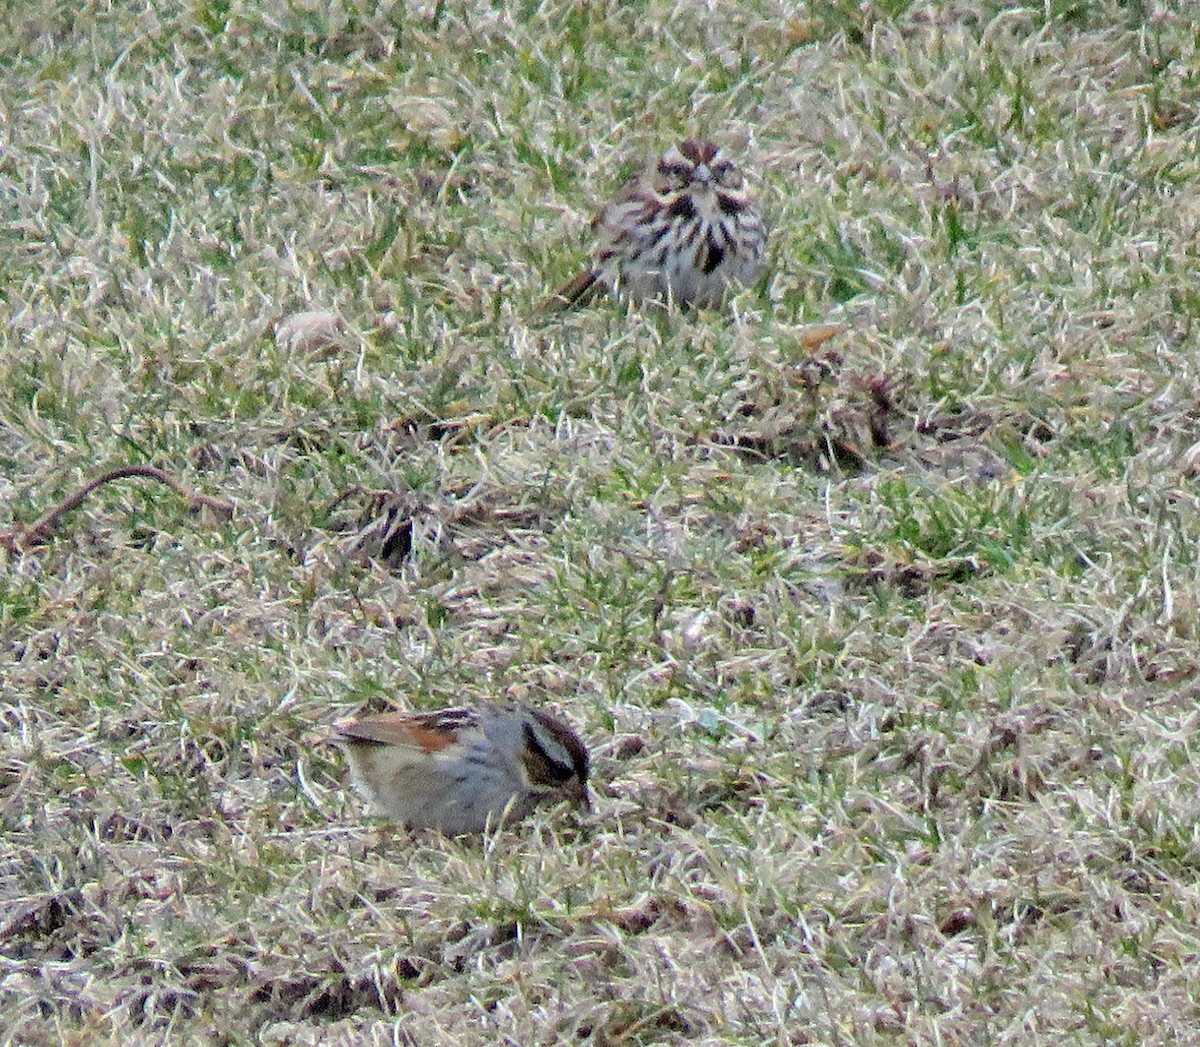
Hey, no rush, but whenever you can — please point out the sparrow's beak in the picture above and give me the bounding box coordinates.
[565,777,591,810]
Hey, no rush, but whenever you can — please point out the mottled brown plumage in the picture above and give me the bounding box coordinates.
[551,139,766,309]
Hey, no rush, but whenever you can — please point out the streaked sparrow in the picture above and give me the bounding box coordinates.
[331,704,590,834]
[552,138,766,308]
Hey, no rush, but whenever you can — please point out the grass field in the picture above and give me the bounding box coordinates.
[4,1,1200,1043]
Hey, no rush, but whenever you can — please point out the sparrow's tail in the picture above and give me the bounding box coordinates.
[545,267,604,310]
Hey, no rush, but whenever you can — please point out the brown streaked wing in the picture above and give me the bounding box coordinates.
[611,168,657,209]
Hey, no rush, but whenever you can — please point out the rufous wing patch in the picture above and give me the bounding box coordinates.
[334,713,458,750]
[401,721,457,751]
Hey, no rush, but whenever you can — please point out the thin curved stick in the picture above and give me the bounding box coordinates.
[3,466,235,551]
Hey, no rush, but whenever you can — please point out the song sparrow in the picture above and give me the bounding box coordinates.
[551,139,766,309]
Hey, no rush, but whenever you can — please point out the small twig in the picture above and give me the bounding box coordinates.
[2,465,234,551]
[650,567,675,652]
[325,484,373,515]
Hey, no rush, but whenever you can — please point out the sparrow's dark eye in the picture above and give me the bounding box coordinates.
[657,162,692,188]
[713,161,741,187]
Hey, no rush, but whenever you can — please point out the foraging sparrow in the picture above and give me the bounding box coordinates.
[552,138,766,309]
[331,704,590,834]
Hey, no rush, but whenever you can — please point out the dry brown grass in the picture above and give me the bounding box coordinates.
[4,1,1200,1043]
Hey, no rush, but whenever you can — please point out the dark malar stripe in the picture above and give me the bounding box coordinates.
[667,194,696,220]
[718,192,747,215]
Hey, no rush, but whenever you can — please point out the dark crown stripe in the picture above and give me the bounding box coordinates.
[679,139,719,164]
[522,721,579,783]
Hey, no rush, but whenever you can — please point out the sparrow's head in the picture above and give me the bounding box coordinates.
[657,139,743,192]
[518,709,591,807]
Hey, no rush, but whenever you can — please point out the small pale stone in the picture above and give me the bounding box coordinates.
[275,310,343,353]
[1181,439,1200,476]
